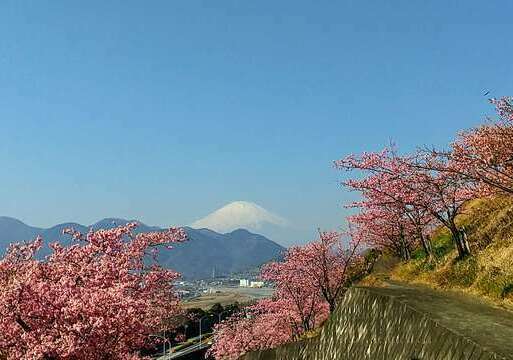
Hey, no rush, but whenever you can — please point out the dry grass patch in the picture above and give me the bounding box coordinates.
[390,196,513,307]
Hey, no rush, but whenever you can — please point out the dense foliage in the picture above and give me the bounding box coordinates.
[208,231,370,359]
[448,97,513,195]
[0,223,186,360]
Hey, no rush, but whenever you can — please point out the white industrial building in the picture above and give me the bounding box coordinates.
[250,281,264,288]
[240,279,264,288]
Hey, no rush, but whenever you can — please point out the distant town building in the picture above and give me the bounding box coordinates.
[250,281,264,288]
[176,290,191,298]
[239,279,250,287]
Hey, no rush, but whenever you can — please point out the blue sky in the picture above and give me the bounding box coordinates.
[0,1,512,244]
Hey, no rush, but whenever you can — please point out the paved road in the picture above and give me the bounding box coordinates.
[153,337,212,360]
[364,281,513,358]
[162,342,209,359]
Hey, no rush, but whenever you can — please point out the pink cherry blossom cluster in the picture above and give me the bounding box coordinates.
[207,302,298,360]
[448,97,513,195]
[208,231,368,359]
[337,147,476,259]
[336,97,513,259]
[0,223,187,359]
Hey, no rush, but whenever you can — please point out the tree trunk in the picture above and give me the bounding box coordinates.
[302,319,312,332]
[449,223,471,258]
[399,228,411,261]
[399,232,411,261]
[329,301,336,314]
[420,234,434,260]
[460,227,471,255]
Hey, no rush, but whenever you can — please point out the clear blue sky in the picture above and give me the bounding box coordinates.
[0,1,511,244]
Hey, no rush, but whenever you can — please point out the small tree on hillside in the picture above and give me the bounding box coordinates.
[268,231,369,313]
[339,153,435,259]
[336,148,475,258]
[348,206,417,261]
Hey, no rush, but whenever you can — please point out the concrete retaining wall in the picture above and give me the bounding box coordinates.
[240,286,511,360]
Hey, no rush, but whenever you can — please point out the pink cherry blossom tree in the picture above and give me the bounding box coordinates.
[339,153,435,260]
[0,223,187,360]
[440,97,513,195]
[348,206,418,261]
[209,230,371,359]
[207,300,296,360]
[261,258,329,332]
[409,153,475,257]
[336,148,475,258]
[266,231,368,313]
[337,150,435,259]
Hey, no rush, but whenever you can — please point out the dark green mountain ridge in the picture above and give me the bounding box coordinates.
[0,216,285,279]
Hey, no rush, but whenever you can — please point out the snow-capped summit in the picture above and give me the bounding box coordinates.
[190,201,287,233]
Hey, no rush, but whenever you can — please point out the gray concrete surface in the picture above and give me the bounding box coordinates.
[240,282,513,360]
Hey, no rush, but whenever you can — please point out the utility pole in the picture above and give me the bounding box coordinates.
[199,315,209,344]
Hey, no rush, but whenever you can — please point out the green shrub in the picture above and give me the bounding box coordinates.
[411,248,426,261]
[432,233,454,259]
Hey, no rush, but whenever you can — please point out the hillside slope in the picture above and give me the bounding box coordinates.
[389,196,513,306]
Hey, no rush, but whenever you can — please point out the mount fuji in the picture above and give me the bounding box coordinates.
[190,201,287,233]
[190,201,300,247]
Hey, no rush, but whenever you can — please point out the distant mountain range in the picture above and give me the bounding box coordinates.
[0,216,285,279]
